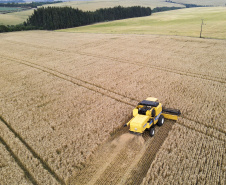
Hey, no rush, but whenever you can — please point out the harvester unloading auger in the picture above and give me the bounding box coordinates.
[124,97,181,137]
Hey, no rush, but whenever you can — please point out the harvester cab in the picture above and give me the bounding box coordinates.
[124,97,181,137]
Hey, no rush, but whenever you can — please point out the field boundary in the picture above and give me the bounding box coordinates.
[0,116,65,185]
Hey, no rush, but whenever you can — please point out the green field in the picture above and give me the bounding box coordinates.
[0,0,184,25]
[0,9,33,25]
[0,7,30,14]
[0,7,21,11]
[58,7,226,39]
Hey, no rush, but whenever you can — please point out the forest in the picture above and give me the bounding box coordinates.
[25,6,152,30]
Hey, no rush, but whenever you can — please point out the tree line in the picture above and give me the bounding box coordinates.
[165,0,212,8]
[152,6,182,13]
[0,5,183,33]
[25,6,152,30]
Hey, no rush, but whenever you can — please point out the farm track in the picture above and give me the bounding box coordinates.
[1,54,138,107]
[0,116,64,185]
[1,54,225,138]
[0,136,38,185]
[68,120,174,185]
[181,115,226,140]
[177,118,225,142]
[3,39,226,84]
[76,51,226,84]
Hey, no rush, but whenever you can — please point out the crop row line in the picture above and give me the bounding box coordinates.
[182,115,225,135]
[1,55,137,107]
[0,116,65,185]
[177,118,225,143]
[2,54,225,136]
[0,135,39,185]
[76,51,226,84]
[4,39,225,84]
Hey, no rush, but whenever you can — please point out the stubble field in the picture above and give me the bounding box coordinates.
[0,31,225,184]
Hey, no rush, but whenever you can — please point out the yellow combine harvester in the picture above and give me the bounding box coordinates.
[124,97,181,136]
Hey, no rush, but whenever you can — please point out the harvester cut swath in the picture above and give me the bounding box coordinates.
[124,97,181,136]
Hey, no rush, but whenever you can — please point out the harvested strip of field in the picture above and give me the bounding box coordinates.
[142,123,225,185]
[67,120,174,185]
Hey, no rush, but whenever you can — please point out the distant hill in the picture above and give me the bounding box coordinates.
[169,0,226,6]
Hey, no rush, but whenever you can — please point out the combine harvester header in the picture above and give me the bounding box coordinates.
[124,97,181,136]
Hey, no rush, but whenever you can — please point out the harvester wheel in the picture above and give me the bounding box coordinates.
[157,115,164,126]
[149,128,155,137]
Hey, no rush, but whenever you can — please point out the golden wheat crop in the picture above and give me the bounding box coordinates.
[0,142,33,184]
[0,56,131,182]
[142,123,225,185]
[0,31,225,184]
[0,120,60,184]
[3,32,224,132]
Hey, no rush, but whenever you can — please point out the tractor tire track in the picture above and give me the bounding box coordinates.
[1,55,138,107]
[0,116,64,185]
[67,120,174,185]
[75,51,226,84]
[3,39,225,84]
[177,117,225,142]
[0,136,38,185]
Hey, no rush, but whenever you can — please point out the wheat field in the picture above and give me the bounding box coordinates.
[0,31,225,184]
[142,123,225,185]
